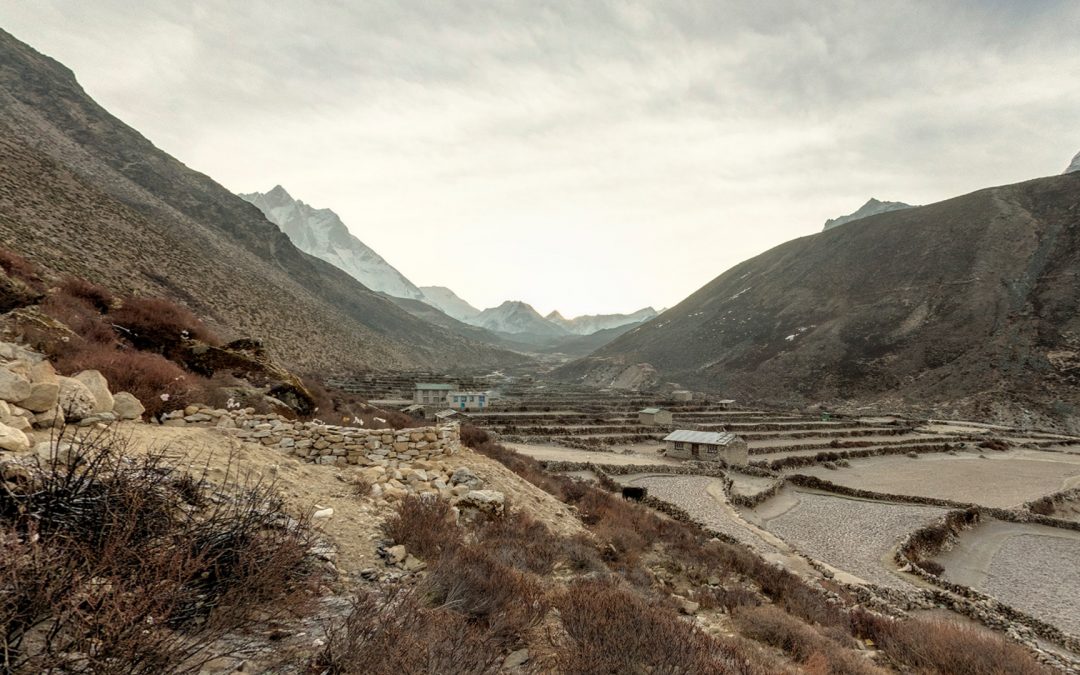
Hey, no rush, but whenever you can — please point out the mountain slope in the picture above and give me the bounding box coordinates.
[420,286,481,322]
[823,198,913,231]
[546,307,659,335]
[0,28,519,373]
[558,174,1080,430]
[240,186,424,300]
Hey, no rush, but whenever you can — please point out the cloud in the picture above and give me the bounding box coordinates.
[2,0,1078,316]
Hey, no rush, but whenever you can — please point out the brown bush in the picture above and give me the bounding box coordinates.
[39,291,117,346]
[428,543,548,640]
[58,276,115,313]
[110,295,220,351]
[852,610,1048,675]
[554,577,774,674]
[381,495,458,561]
[1028,496,1055,516]
[473,508,562,575]
[0,247,41,284]
[0,428,316,672]
[314,587,502,674]
[734,605,884,674]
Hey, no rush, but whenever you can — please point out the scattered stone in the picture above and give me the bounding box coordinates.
[57,376,97,421]
[451,466,484,489]
[386,544,407,565]
[674,596,699,615]
[459,490,505,515]
[112,392,145,420]
[503,648,530,670]
[0,369,31,403]
[0,423,30,452]
[402,554,426,572]
[313,507,334,519]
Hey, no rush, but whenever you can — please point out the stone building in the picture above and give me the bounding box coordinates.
[670,390,693,402]
[638,407,673,426]
[449,390,488,411]
[414,383,454,406]
[663,429,748,465]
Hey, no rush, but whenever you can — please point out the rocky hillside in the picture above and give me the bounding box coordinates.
[558,173,1080,431]
[823,198,913,231]
[240,186,425,301]
[0,29,520,374]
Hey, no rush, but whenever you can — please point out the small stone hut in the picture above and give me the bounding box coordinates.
[638,407,673,426]
[663,429,748,465]
[670,390,693,402]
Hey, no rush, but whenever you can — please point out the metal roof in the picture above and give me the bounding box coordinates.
[415,383,455,390]
[663,430,738,445]
[639,407,665,414]
[435,409,459,419]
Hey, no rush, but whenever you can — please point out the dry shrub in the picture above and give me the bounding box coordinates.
[381,495,458,561]
[428,543,548,640]
[0,247,41,285]
[110,295,220,350]
[58,276,114,313]
[39,291,116,345]
[51,344,206,419]
[313,587,502,675]
[554,577,773,674]
[852,610,1048,675]
[1028,496,1055,516]
[912,559,944,576]
[0,428,316,672]
[473,508,563,575]
[734,605,885,674]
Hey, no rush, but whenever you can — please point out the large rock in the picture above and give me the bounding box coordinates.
[20,361,59,412]
[450,466,484,489]
[73,370,114,414]
[111,392,145,420]
[0,422,30,453]
[458,489,505,515]
[32,405,65,429]
[57,376,97,421]
[0,368,31,403]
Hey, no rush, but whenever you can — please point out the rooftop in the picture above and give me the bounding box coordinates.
[415,383,454,390]
[663,429,738,445]
[639,407,665,414]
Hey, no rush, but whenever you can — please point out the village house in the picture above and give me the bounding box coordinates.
[414,383,454,406]
[638,407,673,426]
[670,390,694,402]
[663,429,748,465]
[449,390,488,411]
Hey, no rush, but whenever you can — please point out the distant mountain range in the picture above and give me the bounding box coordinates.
[547,307,659,335]
[823,198,914,231]
[240,186,425,300]
[419,286,481,322]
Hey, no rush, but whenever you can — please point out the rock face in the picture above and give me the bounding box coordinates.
[1066,151,1080,174]
[470,301,569,337]
[419,286,482,323]
[73,370,114,414]
[558,174,1080,430]
[239,186,426,301]
[823,198,914,231]
[56,377,97,421]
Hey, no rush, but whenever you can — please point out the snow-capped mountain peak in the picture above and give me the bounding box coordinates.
[823,198,913,231]
[420,286,481,322]
[1066,150,1080,174]
[240,187,424,300]
[546,307,660,335]
[472,301,569,337]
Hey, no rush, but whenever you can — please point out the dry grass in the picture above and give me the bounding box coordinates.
[381,495,457,561]
[110,295,220,351]
[734,605,885,674]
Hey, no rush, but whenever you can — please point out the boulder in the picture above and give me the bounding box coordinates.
[450,466,484,489]
[73,370,114,414]
[0,422,30,453]
[57,376,97,421]
[0,368,31,403]
[385,544,407,565]
[32,405,65,429]
[458,489,505,515]
[3,415,31,432]
[112,392,145,420]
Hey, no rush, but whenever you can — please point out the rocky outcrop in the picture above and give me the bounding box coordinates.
[56,377,97,422]
[823,198,913,231]
[175,339,316,415]
[112,392,145,420]
[1067,150,1080,174]
[72,370,114,414]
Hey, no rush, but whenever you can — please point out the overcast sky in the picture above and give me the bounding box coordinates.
[3,2,1078,317]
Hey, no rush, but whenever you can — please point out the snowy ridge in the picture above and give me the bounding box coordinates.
[823,198,913,231]
[419,286,481,322]
[546,307,659,335]
[240,186,424,300]
[1066,150,1080,174]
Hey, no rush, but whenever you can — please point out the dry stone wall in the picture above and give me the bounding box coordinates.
[159,405,459,466]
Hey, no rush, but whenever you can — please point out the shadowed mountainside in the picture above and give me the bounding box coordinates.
[0,28,525,374]
[558,174,1080,430]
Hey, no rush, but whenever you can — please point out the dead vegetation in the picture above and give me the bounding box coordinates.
[0,427,317,673]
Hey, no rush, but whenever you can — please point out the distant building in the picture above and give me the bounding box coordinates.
[715,399,736,409]
[414,383,454,406]
[663,429,748,465]
[638,407,673,426]
[434,409,459,423]
[671,390,693,402]
[449,390,488,411]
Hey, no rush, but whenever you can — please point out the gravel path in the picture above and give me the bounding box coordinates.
[761,491,948,588]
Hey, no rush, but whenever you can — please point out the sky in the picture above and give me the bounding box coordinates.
[2,1,1078,317]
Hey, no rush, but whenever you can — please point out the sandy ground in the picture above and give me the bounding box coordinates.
[508,442,681,466]
[935,519,1080,636]
[791,450,1080,508]
[728,473,776,497]
[67,423,586,575]
[747,489,949,589]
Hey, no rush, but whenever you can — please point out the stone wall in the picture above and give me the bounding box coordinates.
[159,405,459,466]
